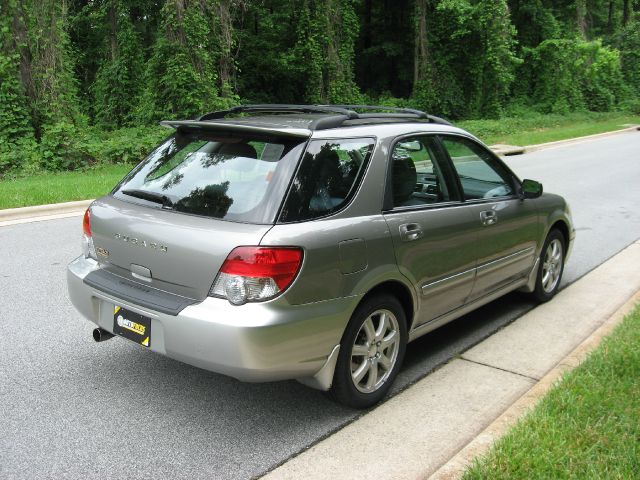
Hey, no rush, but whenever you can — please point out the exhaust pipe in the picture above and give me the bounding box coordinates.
[93,328,115,342]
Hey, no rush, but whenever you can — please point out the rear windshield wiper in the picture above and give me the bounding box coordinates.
[121,189,174,209]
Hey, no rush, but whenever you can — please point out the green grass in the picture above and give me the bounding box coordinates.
[463,304,640,480]
[459,112,639,146]
[0,164,134,210]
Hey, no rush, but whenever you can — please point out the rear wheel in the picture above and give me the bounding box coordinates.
[328,294,407,409]
[532,229,565,302]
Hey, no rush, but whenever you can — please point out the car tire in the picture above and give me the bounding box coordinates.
[327,294,407,409]
[532,229,566,303]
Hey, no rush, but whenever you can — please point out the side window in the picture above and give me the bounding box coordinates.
[279,138,374,222]
[390,136,454,207]
[440,136,514,200]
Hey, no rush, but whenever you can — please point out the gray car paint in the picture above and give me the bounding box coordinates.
[67,117,574,390]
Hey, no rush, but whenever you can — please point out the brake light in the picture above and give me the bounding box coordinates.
[83,208,92,237]
[81,207,97,259]
[210,247,304,305]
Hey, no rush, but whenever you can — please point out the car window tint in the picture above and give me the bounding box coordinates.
[440,136,514,200]
[114,133,305,224]
[279,138,374,222]
[391,136,452,207]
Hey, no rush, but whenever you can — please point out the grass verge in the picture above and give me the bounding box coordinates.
[0,111,638,210]
[0,164,134,210]
[463,303,640,480]
[459,111,639,146]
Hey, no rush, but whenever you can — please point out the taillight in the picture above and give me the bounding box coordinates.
[83,208,92,237]
[81,207,97,259]
[210,247,304,305]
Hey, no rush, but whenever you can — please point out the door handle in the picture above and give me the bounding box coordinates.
[399,223,424,241]
[480,210,498,226]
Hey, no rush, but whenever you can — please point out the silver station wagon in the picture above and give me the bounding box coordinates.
[67,105,574,408]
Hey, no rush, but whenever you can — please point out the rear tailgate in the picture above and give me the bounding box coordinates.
[86,196,271,305]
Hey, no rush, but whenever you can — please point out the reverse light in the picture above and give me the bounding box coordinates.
[81,208,97,259]
[210,247,304,305]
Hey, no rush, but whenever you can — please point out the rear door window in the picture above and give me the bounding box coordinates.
[279,138,375,222]
[113,132,306,224]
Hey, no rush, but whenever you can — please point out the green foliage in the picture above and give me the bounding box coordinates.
[293,0,362,104]
[38,122,92,171]
[0,0,34,173]
[24,0,85,129]
[508,0,561,48]
[616,20,640,95]
[82,126,168,165]
[517,39,628,114]
[0,0,638,179]
[412,0,519,119]
[580,41,628,112]
[136,1,231,123]
[469,0,520,118]
[91,1,145,128]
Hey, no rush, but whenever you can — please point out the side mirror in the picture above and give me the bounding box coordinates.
[521,179,543,199]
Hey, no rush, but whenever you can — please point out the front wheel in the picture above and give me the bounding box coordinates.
[532,229,565,302]
[328,294,407,409]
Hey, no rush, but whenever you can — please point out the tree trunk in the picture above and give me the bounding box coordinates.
[576,0,587,37]
[217,0,234,95]
[11,1,36,108]
[622,0,630,26]
[607,0,614,34]
[413,0,429,89]
[108,0,118,61]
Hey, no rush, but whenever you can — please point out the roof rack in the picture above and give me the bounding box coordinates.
[198,104,359,121]
[194,104,452,130]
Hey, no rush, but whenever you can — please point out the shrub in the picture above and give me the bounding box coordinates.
[39,122,94,171]
[83,126,169,165]
[516,39,628,114]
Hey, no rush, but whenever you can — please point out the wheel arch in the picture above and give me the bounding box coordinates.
[549,219,570,249]
[358,280,416,332]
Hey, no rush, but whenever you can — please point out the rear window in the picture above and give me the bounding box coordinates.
[113,132,306,224]
[279,138,375,222]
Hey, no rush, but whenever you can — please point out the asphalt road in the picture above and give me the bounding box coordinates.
[1,131,639,480]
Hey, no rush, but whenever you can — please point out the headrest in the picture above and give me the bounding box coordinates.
[392,157,417,205]
[217,142,258,159]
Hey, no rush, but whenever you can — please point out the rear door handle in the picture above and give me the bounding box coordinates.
[399,223,423,241]
[480,210,498,226]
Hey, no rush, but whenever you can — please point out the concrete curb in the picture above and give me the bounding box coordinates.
[0,199,92,226]
[428,287,640,480]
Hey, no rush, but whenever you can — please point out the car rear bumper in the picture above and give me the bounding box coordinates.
[67,255,357,388]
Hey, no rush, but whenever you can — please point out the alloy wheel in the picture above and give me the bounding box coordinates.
[350,309,401,393]
[542,238,563,293]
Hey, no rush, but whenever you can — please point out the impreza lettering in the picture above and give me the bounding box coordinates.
[113,233,167,253]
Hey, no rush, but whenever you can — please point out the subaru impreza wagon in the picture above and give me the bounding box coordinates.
[67,105,574,408]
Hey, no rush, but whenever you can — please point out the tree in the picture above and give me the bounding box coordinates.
[91,0,145,128]
[293,0,361,104]
[136,0,227,123]
[471,0,520,117]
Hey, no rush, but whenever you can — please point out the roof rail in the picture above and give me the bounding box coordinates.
[326,105,452,126]
[194,104,452,129]
[198,104,359,121]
